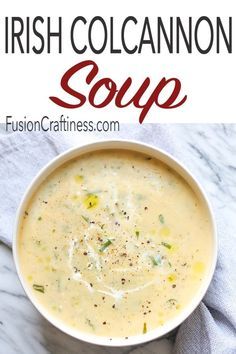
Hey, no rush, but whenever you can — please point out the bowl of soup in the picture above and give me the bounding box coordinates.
[13,140,217,346]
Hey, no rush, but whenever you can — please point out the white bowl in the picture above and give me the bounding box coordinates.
[13,140,217,347]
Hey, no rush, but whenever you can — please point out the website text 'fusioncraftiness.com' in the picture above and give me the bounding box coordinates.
[5,115,120,133]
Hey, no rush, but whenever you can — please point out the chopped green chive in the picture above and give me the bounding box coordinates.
[161,241,172,249]
[86,318,95,330]
[150,255,162,266]
[150,256,158,266]
[143,322,147,334]
[38,216,42,221]
[99,239,112,252]
[135,230,140,238]
[159,214,165,224]
[33,284,45,293]
[167,298,177,306]
[81,215,89,223]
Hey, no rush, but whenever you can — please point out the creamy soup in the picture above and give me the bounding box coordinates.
[19,150,212,339]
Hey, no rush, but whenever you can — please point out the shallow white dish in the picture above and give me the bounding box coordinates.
[13,139,217,347]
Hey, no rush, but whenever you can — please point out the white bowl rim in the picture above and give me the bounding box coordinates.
[13,138,218,347]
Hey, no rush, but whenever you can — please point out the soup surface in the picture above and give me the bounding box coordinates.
[19,149,212,338]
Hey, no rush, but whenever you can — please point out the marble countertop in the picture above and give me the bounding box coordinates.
[0,124,235,354]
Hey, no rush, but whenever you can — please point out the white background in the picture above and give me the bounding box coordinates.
[0,0,235,123]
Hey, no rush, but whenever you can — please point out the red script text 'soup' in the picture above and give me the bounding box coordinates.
[49,60,187,123]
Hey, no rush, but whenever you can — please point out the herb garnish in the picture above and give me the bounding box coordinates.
[149,254,162,266]
[135,230,140,238]
[167,298,177,306]
[99,239,112,252]
[159,214,165,224]
[86,318,95,330]
[33,284,45,293]
[143,322,147,334]
[161,241,172,249]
